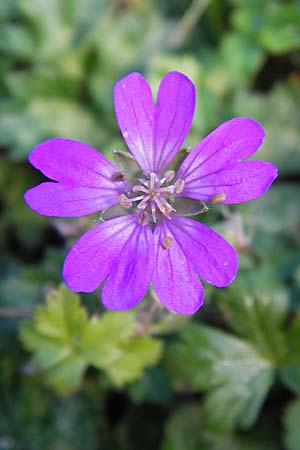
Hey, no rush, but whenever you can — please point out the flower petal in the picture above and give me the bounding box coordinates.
[152,220,204,315]
[102,219,154,311]
[24,182,122,217]
[29,137,125,188]
[182,160,278,203]
[63,215,153,310]
[178,117,265,180]
[166,216,238,287]
[153,72,196,173]
[114,72,155,174]
[25,138,127,216]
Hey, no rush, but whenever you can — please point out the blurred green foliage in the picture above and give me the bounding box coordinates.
[21,285,162,393]
[0,0,300,449]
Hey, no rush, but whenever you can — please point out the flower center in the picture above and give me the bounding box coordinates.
[118,170,185,224]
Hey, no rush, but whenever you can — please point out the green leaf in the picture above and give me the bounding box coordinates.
[43,355,87,395]
[106,337,163,387]
[0,0,18,19]
[239,184,300,235]
[20,285,89,394]
[165,324,275,431]
[219,32,264,90]
[279,317,300,393]
[36,287,87,339]
[216,265,288,361]
[161,403,277,450]
[79,311,136,368]
[20,287,163,392]
[5,63,82,101]
[283,399,300,450]
[19,0,72,58]
[0,24,36,58]
[0,98,105,160]
[232,4,300,54]
[80,310,163,387]
[128,369,172,405]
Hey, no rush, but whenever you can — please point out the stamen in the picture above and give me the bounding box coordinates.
[132,185,149,194]
[160,170,175,185]
[118,194,132,209]
[151,202,157,223]
[137,195,151,210]
[150,172,158,190]
[119,172,186,223]
[162,236,174,250]
[111,172,125,182]
[174,178,185,194]
[138,211,149,226]
[136,178,149,188]
[159,196,176,213]
[153,196,167,215]
[158,186,177,193]
[128,195,145,202]
[210,193,226,204]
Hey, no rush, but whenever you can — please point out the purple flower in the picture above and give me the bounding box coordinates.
[24,72,278,314]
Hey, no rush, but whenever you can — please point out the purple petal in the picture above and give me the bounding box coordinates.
[178,118,265,180]
[153,72,196,173]
[102,219,154,311]
[152,220,204,315]
[166,216,238,287]
[182,160,278,203]
[25,138,127,216]
[29,137,125,187]
[114,72,155,174]
[63,215,153,310]
[24,182,121,217]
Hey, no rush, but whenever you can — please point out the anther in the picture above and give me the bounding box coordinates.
[111,172,125,182]
[162,236,174,250]
[174,178,185,194]
[210,193,226,204]
[118,194,133,209]
[160,170,175,184]
[150,172,158,190]
[138,211,150,226]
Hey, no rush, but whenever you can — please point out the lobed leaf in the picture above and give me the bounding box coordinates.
[165,324,275,431]
[20,286,163,393]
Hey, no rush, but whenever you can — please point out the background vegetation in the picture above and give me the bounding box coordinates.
[0,0,300,449]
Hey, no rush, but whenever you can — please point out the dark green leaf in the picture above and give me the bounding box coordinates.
[165,324,274,431]
[161,403,277,450]
[283,399,300,450]
[279,317,300,393]
[217,266,288,361]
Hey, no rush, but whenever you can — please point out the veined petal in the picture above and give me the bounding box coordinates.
[152,220,204,315]
[178,118,265,180]
[102,218,154,310]
[114,72,155,174]
[153,72,195,173]
[182,160,278,204]
[29,137,125,188]
[166,216,238,287]
[63,215,153,310]
[25,138,126,216]
[24,182,122,217]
